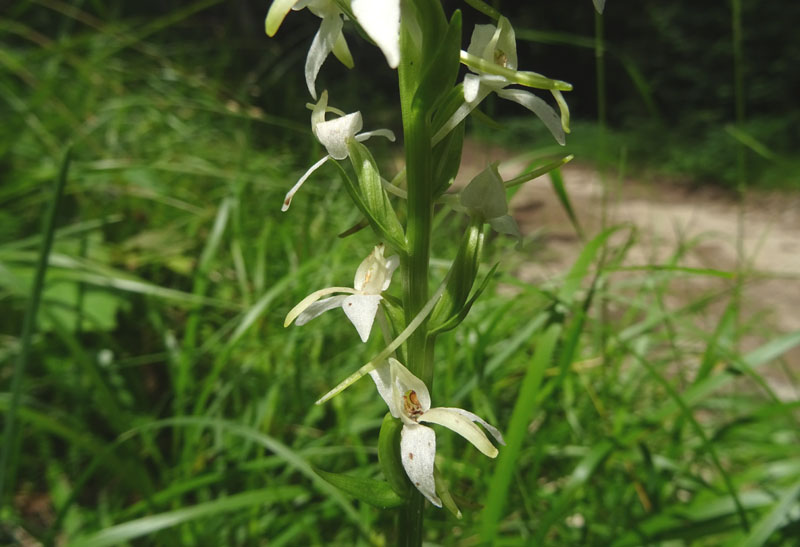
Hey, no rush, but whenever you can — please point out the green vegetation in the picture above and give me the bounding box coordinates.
[1,1,798,545]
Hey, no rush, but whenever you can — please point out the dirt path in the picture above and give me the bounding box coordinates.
[457,140,800,391]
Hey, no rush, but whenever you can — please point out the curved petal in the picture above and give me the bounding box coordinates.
[311,89,329,129]
[314,112,363,160]
[342,294,382,342]
[331,30,354,69]
[284,286,356,327]
[497,88,565,146]
[355,129,396,143]
[352,0,400,68]
[381,255,400,291]
[467,23,496,64]
[295,295,347,325]
[265,0,299,36]
[419,407,499,458]
[305,14,343,99]
[369,360,401,417]
[388,358,431,414]
[400,424,441,507]
[282,155,331,211]
[435,407,506,446]
[495,16,518,71]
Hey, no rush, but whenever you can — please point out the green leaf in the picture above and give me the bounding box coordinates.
[315,468,406,509]
[548,167,584,240]
[378,412,411,499]
[413,11,462,110]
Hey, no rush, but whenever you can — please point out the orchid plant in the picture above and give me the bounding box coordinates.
[268,0,579,544]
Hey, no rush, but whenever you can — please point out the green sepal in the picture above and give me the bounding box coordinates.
[378,412,412,499]
[314,468,406,509]
[429,220,484,329]
[430,262,499,336]
[331,154,406,255]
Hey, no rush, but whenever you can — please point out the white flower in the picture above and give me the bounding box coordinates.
[433,17,566,146]
[282,90,395,211]
[265,0,353,100]
[351,0,401,69]
[459,163,520,237]
[369,358,505,507]
[266,0,400,99]
[284,244,399,342]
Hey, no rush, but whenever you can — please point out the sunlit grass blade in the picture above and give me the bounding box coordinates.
[480,323,561,543]
[736,478,800,547]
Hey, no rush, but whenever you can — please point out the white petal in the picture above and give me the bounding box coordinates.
[355,129,396,143]
[282,155,331,211]
[352,0,401,68]
[342,294,381,342]
[353,244,398,294]
[593,0,606,14]
[265,0,299,36]
[284,286,356,326]
[305,14,343,99]
[419,407,499,458]
[495,16,518,71]
[369,360,401,418]
[489,215,520,238]
[463,73,483,103]
[436,407,506,446]
[401,424,441,507]
[314,112,363,160]
[380,255,400,291]
[388,358,431,414]
[460,163,508,219]
[295,295,347,325]
[311,89,329,130]
[497,88,565,146]
[467,24,496,63]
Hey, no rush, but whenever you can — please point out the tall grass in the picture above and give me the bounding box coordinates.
[1,2,798,545]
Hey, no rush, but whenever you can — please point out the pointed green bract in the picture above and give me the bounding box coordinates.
[315,468,406,509]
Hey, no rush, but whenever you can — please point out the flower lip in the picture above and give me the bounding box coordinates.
[369,358,505,508]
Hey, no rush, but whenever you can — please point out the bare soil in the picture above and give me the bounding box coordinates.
[456,140,800,397]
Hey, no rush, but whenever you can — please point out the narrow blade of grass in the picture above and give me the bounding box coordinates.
[480,323,561,543]
[0,145,70,503]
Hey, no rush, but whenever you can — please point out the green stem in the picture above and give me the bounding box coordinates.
[397,9,436,546]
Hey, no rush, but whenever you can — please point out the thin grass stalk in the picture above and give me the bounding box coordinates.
[0,146,71,504]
